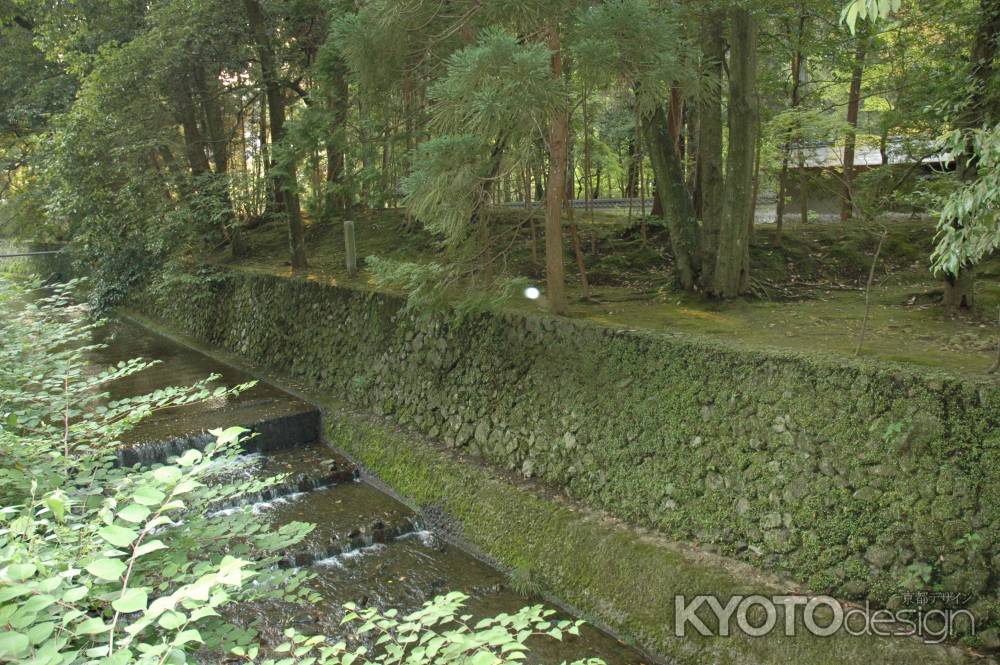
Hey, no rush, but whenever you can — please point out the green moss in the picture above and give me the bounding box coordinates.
[194,209,1000,376]
[131,268,1000,658]
[326,408,979,664]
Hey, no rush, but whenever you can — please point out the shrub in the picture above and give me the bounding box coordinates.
[0,278,601,665]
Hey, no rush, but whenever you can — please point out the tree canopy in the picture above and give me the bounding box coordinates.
[1,0,998,314]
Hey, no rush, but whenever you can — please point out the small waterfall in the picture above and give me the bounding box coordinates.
[277,515,422,569]
[116,409,321,469]
[207,464,360,515]
[117,432,216,467]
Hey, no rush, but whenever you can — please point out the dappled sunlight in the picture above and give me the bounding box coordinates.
[676,307,736,324]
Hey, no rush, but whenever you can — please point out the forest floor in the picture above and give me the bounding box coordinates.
[200,208,1000,378]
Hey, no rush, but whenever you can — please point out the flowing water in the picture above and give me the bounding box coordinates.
[77,316,653,664]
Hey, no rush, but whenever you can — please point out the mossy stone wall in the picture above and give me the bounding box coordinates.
[324,405,979,664]
[135,269,1000,625]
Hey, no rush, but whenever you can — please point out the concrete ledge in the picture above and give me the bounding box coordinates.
[117,407,321,467]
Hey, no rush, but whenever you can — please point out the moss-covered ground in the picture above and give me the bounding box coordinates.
[201,209,1000,378]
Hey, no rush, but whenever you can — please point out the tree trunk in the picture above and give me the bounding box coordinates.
[177,87,211,178]
[380,133,391,207]
[523,166,531,207]
[749,103,762,243]
[325,55,350,214]
[469,130,508,261]
[258,95,277,216]
[790,13,809,225]
[625,136,639,198]
[544,22,569,315]
[713,8,758,298]
[244,0,307,271]
[775,152,789,245]
[583,86,594,218]
[650,87,683,221]
[193,64,248,258]
[643,101,700,290]
[944,271,975,311]
[650,186,663,218]
[841,35,867,222]
[698,12,725,290]
[565,60,576,206]
[688,105,702,219]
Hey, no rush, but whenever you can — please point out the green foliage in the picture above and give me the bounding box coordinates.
[901,562,934,590]
[0,278,323,662]
[427,30,561,138]
[403,29,561,248]
[330,5,418,107]
[365,255,530,318]
[0,276,602,663]
[402,136,491,246]
[932,124,1000,276]
[767,109,850,153]
[572,0,681,114]
[841,0,902,34]
[507,567,541,598]
[36,23,190,311]
[232,592,595,665]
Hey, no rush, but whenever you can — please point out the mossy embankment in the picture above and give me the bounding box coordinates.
[130,266,1000,657]
[325,404,982,664]
[124,306,990,664]
[203,211,1000,375]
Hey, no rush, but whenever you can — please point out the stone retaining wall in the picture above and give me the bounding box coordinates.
[134,268,1000,635]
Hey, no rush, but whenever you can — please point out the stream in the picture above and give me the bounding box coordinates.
[78,314,651,664]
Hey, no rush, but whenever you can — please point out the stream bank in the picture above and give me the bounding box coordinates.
[122,290,995,664]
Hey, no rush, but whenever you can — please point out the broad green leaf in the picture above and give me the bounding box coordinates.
[45,493,67,522]
[26,621,55,645]
[99,525,139,548]
[153,466,182,484]
[134,540,168,557]
[5,564,36,581]
[117,503,151,524]
[213,427,247,446]
[75,617,110,635]
[158,611,186,630]
[133,485,166,506]
[0,585,31,602]
[85,558,126,581]
[113,588,149,613]
[0,631,28,658]
[177,449,202,467]
[469,650,498,665]
[23,594,56,614]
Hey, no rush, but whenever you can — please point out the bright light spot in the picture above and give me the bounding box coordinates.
[524,287,541,300]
